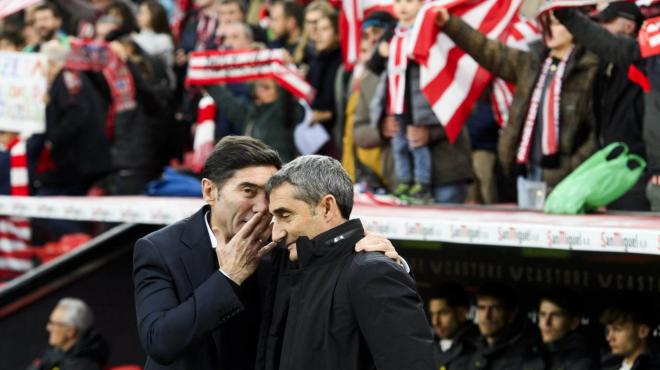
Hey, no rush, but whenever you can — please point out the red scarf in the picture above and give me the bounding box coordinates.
[192,95,216,173]
[516,47,573,164]
[6,138,29,196]
[387,25,409,115]
[0,138,32,262]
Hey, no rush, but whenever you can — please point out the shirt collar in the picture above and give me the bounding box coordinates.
[204,211,217,249]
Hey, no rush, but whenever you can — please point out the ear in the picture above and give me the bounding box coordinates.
[319,194,337,220]
[202,178,217,203]
[638,324,651,339]
[623,21,636,36]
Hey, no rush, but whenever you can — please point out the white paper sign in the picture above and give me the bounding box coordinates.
[294,122,330,155]
[0,51,48,134]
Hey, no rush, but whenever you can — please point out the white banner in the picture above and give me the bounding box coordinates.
[0,51,47,134]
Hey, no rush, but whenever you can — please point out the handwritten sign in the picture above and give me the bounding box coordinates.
[0,51,47,134]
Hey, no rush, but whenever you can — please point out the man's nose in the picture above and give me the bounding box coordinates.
[271,222,286,242]
[253,193,268,214]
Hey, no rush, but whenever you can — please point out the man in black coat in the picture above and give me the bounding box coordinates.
[554,4,649,211]
[467,284,544,370]
[525,289,599,370]
[600,297,660,370]
[428,283,479,370]
[258,155,436,370]
[133,136,403,369]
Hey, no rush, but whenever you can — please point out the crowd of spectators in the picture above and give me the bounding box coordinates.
[0,0,659,240]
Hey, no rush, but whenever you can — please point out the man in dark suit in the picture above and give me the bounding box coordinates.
[133,136,403,369]
[257,155,435,370]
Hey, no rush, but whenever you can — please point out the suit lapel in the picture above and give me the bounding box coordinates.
[179,205,216,293]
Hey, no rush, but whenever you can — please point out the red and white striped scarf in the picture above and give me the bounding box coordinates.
[387,25,410,115]
[7,138,29,196]
[192,95,216,173]
[186,49,315,102]
[516,47,574,164]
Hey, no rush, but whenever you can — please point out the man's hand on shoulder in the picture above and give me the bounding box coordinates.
[355,232,406,269]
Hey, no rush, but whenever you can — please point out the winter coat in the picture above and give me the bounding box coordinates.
[434,323,480,370]
[467,318,544,370]
[26,329,109,370]
[443,16,599,189]
[205,85,303,163]
[36,70,112,189]
[554,8,659,174]
[255,219,436,370]
[524,330,600,370]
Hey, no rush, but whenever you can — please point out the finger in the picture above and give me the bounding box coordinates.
[250,216,273,242]
[237,212,263,238]
[258,223,274,244]
[257,241,277,258]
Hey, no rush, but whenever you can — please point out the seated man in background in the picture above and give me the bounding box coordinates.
[428,282,479,370]
[469,283,543,370]
[530,289,599,370]
[27,298,108,370]
[601,297,660,370]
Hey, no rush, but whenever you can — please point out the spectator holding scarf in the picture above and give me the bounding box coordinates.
[436,6,598,191]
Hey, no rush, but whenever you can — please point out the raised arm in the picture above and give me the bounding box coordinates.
[554,8,642,68]
[437,9,530,84]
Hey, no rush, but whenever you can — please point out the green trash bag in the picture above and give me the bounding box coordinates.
[584,154,646,210]
[544,143,644,214]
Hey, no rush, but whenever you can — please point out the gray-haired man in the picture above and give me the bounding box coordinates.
[256,155,435,370]
[27,298,108,370]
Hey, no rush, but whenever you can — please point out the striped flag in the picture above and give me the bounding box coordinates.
[0,0,40,19]
[186,49,314,102]
[491,17,541,127]
[408,0,523,143]
[639,15,660,57]
[339,0,393,70]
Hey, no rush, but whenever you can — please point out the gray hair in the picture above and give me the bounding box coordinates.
[56,298,94,333]
[267,155,354,219]
[233,22,253,42]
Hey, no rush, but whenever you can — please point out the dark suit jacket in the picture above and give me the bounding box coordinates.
[133,206,268,369]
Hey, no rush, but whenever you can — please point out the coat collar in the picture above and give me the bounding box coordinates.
[295,219,364,268]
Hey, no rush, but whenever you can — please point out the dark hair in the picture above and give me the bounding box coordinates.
[221,0,247,14]
[0,27,24,48]
[105,1,139,41]
[141,0,173,37]
[431,283,470,309]
[539,288,583,318]
[600,296,656,328]
[33,3,61,19]
[202,136,282,190]
[476,283,518,311]
[276,1,304,30]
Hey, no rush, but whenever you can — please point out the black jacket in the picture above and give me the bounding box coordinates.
[523,330,599,370]
[434,322,480,370]
[554,8,658,174]
[36,70,112,189]
[468,318,544,370]
[601,353,660,370]
[256,219,436,370]
[133,206,270,370]
[26,329,109,370]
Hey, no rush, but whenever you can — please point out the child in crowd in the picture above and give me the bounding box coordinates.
[388,0,436,204]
